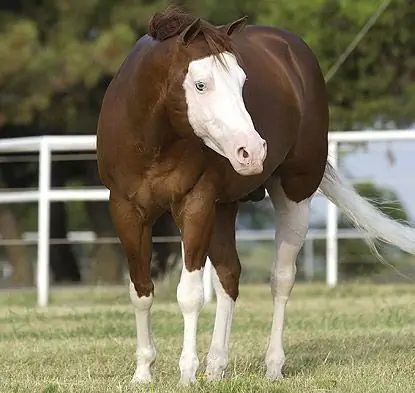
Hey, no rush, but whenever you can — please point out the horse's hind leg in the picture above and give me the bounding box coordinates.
[264,176,311,380]
[109,192,156,383]
[205,202,241,381]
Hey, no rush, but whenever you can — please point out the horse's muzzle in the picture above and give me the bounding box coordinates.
[231,138,267,176]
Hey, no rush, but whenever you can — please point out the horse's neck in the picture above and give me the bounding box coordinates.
[135,108,177,157]
[128,49,178,157]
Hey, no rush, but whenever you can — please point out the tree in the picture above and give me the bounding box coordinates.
[0,0,165,127]
[256,0,415,130]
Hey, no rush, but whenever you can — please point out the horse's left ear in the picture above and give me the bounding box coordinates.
[223,16,248,36]
[180,18,202,46]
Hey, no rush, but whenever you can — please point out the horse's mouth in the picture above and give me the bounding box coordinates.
[231,160,265,176]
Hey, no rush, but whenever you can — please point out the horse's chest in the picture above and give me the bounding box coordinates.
[134,153,205,209]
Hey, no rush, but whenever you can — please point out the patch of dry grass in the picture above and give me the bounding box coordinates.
[1,283,415,392]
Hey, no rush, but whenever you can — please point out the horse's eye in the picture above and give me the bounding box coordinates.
[195,81,206,92]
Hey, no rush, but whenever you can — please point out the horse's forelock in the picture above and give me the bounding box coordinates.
[147,7,238,62]
[148,7,197,42]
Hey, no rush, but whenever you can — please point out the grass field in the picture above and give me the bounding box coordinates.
[1,282,415,393]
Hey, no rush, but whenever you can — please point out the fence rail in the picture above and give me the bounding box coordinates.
[1,130,415,306]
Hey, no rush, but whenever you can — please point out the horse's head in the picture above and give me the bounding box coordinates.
[149,9,267,176]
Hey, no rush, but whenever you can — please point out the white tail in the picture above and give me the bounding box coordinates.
[319,163,415,255]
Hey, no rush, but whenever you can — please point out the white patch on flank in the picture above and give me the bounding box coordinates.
[182,52,267,176]
[206,267,235,381]
[264,177,311,380]
[129,281,156,383]
[176,264,204,385]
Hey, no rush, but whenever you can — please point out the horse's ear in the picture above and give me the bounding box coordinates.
[223,16,248,36]
[179,18,202,46]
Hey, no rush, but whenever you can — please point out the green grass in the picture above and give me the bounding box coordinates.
[1,283,415,392]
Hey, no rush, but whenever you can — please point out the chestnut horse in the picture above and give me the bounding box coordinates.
[97,8,415,385]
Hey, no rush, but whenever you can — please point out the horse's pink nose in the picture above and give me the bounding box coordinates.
[236,140,267,164]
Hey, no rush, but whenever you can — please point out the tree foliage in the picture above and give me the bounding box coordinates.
[0,0,163,127]
[256,0,415,130]
[1,0,413,130]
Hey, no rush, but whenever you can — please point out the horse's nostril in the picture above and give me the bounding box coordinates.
[236,147,250,161]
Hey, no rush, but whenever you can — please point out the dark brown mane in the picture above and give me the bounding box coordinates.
[148,6,195,41]
[148,7,236,58]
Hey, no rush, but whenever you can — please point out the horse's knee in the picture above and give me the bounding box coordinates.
[212,262,241,301]
[130,281,154,310]
[177,268,204,313]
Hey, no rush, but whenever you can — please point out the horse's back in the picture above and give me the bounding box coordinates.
[234,25,329,201]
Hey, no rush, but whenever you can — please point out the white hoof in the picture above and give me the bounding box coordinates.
[265,356,285,380]
[265,369,284,380]
[179,373,197,386]
[205,372,223,382]
[205,349,227,381]
[131,369,153,384]
[179,353,199,385]
[205,365,225,382]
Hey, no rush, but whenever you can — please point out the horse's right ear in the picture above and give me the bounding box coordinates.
[223,16,248,36]
[179,18,202,47]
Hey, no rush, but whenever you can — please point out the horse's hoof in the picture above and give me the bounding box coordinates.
[179,374,197,386]
[205,368,225,382]
[131,371,153,384]
[265,369,284,381]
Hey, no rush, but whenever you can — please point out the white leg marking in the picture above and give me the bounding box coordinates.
[265,178,311,380]
[129,281,156,383]
[205,267,235,381]
[177,265,204,385]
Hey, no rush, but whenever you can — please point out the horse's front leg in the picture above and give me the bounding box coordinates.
[205,202,240,381]
[109,192,156,383]
[172,184,216,385]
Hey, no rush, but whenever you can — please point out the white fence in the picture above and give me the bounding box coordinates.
[0,130,415,307]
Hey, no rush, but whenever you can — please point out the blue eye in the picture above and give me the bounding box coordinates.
[195,81,206,92]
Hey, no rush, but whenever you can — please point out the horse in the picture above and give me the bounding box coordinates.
[96,7,415,385]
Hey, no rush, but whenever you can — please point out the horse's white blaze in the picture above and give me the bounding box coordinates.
[206,267,235,380]
[265,177,311,380]
[177,265,204,384]
[183,52,267,176]
[129,281,156,383]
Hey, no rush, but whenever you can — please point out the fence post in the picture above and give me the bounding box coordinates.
[37,138,51,307]
[326,140,338,287]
